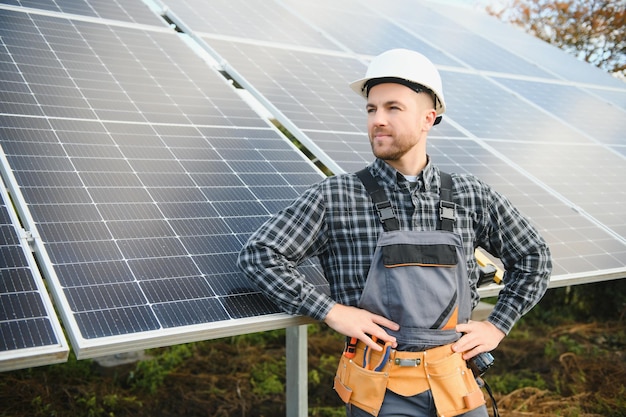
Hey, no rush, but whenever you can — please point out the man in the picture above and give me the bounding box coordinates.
[238,49,551,417]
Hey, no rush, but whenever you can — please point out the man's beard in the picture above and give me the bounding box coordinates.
[370,132,414,161]
[371,143,406,161]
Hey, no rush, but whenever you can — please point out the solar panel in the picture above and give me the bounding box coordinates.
[279,0,560,79]
[158,0,626,279]
[1,0,624,369]
[154,0,338,49]
[0,158,69,371]
[439,2,626,90]
[2,0,165,26]
[494,78,624,145]
[0,5,327,361]
[426,138,626,275]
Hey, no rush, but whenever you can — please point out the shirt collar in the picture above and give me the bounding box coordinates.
[371,157,435,192]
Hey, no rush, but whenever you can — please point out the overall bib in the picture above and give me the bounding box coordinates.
[333,169,485,417]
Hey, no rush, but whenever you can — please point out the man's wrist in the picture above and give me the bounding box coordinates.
[321,301,339,324]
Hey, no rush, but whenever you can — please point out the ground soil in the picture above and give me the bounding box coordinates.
[0,317,624,417]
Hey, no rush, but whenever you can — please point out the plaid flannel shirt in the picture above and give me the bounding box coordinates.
[238,158,551,335]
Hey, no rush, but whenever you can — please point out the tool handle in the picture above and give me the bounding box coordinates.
[344,337,358,359]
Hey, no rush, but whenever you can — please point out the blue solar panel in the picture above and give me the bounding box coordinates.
[0,165,69,371]
[161,1,626,277]
[495,78,626,146]
[151,0,338,49]
[3,0,164,25]
[0,5,327,361]
[1,0,624,369]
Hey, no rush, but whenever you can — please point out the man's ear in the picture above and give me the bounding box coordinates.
[423,109,437,131]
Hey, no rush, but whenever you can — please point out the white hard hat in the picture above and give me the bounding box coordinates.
[350,49,446,116]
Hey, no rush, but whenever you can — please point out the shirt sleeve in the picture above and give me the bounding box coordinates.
[237,184,336,321]
[479,183,552,335]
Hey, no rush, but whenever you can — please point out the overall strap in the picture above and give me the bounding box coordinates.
[356,168,399,232]
[356,168,456,232]
[439,171,456,232]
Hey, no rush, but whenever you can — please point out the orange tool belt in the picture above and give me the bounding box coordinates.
[334,341,485,417]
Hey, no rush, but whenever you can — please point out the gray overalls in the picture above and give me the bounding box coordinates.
[356,167,471,348]
[334,168,486,417]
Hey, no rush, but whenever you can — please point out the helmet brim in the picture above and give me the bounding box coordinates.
[349,77,446,116]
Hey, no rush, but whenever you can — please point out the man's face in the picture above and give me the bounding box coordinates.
[366,83,434,162]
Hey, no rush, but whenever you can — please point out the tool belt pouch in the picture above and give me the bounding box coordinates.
[334,354,388,416]
[426,352,485,417]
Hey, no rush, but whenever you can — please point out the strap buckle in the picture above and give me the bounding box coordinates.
[375,201,396,223]
[439,200,456,222]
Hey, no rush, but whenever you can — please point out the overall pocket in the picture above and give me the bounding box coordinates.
[381,242,460,331]
[382,242,458,267]
[334,354,389,416]
[426,352,485,416]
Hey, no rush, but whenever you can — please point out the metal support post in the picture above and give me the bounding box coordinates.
[286,324,308,417]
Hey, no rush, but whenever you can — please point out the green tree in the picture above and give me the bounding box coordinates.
[487,0,626,79]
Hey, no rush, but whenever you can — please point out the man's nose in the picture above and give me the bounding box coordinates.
[370,110,387,126]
